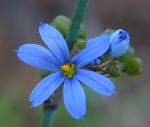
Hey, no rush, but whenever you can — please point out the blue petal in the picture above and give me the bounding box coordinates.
[71,35,110,68]
[16,44,60,72]
[30,72,64,108]
[76,69,116,96]
[63,78,86,119]
[110,40,129,58]
[39,23,70,64]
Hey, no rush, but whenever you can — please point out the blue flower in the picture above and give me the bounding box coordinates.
[109,29,130,58]
[16,23,115,119]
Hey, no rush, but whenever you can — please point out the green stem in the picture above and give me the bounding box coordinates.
[66,0,89,50]
[41,110,54,127]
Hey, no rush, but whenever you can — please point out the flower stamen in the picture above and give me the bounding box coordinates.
[60,63,75,78]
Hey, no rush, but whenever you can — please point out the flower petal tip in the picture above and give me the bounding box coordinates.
[39,22,46,27]
[112,90,116,95]
[108,89,116,96]
[74,115,85,120]
[71,112,86,120]
[31,102,39,108]
[31,104,36,108]
[29,96,33,103]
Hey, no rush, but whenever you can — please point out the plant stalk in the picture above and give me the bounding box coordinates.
[41,110,54,127]
[66,0,89,50]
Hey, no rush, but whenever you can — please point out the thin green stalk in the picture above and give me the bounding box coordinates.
[66,0,89,50]
[41,110,54,127]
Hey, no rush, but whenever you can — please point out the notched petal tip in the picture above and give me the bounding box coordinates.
[31,102,40,108]
[29,95,33,103]
[105,89,116,96]
[73,114,85,120]
[30,103,36,108]
[39,22,46,27]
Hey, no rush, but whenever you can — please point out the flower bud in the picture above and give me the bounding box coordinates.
[77,25,86,40]
[51,15,71,37]
[118,55,143,76]
[105,62,124,78]
[124,57,143,76]
[76,39,86,49]
[109,29,130,58]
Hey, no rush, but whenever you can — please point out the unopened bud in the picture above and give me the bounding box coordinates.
[109,29,130,58]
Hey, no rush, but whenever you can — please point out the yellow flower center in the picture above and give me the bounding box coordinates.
[60,63,75,78]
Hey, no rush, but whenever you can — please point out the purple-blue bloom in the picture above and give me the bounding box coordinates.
[16,23,115,119]
[87,29,130,59]
[109,29,130,58]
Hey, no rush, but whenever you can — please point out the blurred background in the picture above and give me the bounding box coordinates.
[0,0,149,127]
